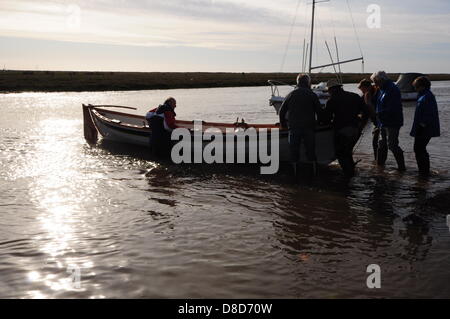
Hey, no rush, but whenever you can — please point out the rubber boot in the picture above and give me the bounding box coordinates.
[377,146,388,166]
[393,150,406,172]
[416,154,430,177]
[339,157,355,178]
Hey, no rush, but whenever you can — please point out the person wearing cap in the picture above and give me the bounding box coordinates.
[358,79,380,161]
[325,79,370,177]
[279,73,322,181]
[370,71,406,171]
[146,97,178,158]
[410,76,440,177]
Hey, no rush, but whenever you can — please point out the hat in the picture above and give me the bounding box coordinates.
[326,79,343,89]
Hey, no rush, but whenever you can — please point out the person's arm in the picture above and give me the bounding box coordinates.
[359,95,371,122]
[312,92,326,125]
[321,98,334,125]
[364,93,377,124]
[164,111,177,130]
[313,92,322,115]
[279,92,292,129]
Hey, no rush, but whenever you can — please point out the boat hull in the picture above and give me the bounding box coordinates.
[401,92,418,102]
[84,105,336,165]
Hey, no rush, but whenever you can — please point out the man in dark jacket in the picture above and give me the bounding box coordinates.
[370,71,406,171]
[411,76,440,176]
[326,79,369,177]
[279,74,322,179]
[146,97,178,158]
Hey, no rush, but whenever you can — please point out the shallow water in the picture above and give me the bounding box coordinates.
[0,83,449,298]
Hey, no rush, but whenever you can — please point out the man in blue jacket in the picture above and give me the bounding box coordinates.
[411,76,440,176]
[370,71,406,171]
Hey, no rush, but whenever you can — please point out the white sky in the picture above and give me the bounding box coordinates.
[0,0,449,72]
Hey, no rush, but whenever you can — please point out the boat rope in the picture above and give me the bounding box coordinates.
[280,0,303,72]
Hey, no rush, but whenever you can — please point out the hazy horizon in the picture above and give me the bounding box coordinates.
[1,0,449,73]
[3,67,450,75]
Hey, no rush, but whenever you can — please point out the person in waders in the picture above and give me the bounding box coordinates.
[370,71,406,172]
[410,76,440,177]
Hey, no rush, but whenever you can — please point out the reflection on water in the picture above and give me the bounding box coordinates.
[0,83,449,298]
[26,119,90,296]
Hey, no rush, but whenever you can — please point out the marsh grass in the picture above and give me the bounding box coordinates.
[1,70,449,93]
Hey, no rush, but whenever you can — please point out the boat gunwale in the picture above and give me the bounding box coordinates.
[90,105,333,133]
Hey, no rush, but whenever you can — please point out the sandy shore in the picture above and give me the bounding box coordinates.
[1,70,450,93]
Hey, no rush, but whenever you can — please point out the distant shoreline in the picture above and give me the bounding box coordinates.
[1,70,450,93]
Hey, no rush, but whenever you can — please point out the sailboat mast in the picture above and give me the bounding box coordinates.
[308,0,316,75]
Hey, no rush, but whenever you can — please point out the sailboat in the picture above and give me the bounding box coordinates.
[269,0,365,113]
[264,0,367,167]
[396,73,424,101]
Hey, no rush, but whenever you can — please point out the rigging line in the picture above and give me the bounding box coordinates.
[301,0,310,72]
[325,40,339,76]
[316,10,333,73]
[303,43,309,73]
[330,0,337,40]
[346,0,364,57]
[302,38,306,72]
[280,0,303,72]
[330,1,342,77]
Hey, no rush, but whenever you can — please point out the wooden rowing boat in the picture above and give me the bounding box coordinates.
[83,104,337,164]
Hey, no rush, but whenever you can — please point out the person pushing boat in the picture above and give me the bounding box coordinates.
[279,74,322,181]
[325,79,370,177]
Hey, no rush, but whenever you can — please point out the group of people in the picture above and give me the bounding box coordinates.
[280,71,441,179]
[145,72,441,180]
